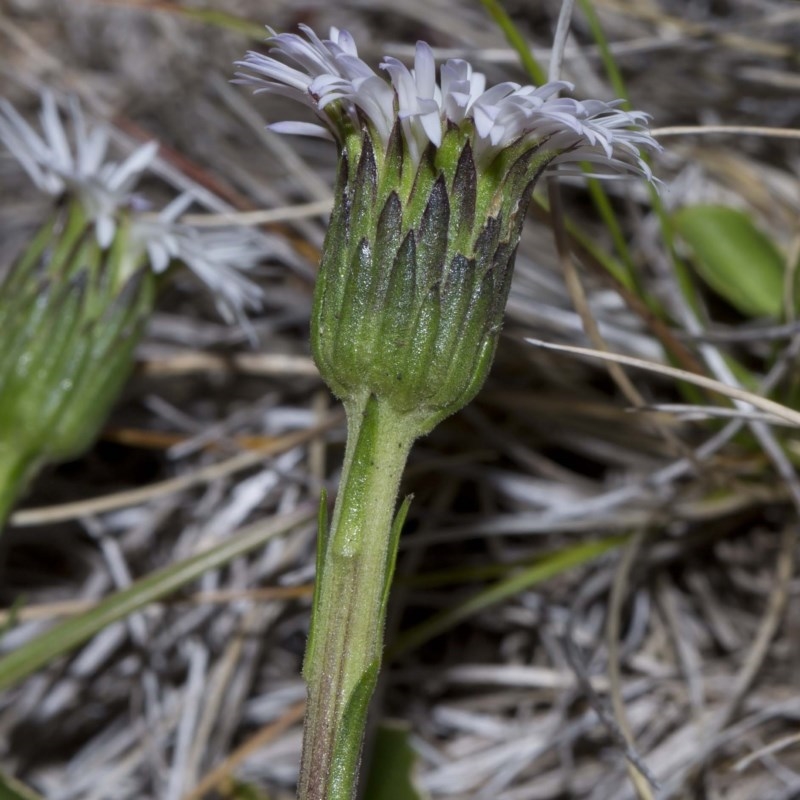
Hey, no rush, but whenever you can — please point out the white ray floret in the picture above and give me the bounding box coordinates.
[0,93,158,247]
[132,194,266,324]
[235,25,660,176]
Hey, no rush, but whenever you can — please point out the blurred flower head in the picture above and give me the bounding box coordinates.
[0,93,264,320]
[0,93,271,521]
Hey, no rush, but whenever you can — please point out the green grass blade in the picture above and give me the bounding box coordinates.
[179,8,265,39]
[389,534,628,659]
[125,2,265,39]
[576,0,629,105]
[479,0,547,85]
[0,506,314,692]
[0,771,45,800]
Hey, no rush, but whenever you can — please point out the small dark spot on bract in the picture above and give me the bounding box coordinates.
[396,372,403,381]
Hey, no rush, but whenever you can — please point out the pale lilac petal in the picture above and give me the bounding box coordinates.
[146,239,173,273]
[106,140,158,193]
[235,25,658,178]
[0,101,61,193]
[95,214,116,248]
[40,92,73,173]
[159,192,195,223]
[268,121,335,140]
[413,41,437,99]
[235,52,313,92]
[332,28,358,56]
[335,54,376,81]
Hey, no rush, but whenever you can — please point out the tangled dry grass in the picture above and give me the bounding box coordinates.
[1,1,800,798]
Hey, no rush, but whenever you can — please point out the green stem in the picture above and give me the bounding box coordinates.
[298,393,416,800]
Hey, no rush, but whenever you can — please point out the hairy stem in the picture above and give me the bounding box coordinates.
[298,394,416,800]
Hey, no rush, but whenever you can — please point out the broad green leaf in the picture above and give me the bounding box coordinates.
[674,205,786,318]
[0,507,313,691]
[0,771,45,800]
[363,722,426,800]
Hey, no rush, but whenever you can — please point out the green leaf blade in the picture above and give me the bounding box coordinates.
[674,204,786,318]
[363,722,427,800]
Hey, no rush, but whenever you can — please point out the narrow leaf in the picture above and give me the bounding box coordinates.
[303,491,329,680]
[389,535,627,658]
[380,495,413,620]
[0,507,313,691]
[331,660,381,800]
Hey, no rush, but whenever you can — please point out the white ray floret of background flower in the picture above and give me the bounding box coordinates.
[0,93,157,248]
[235,24,659,176]
[0,93,265,318]
[132,193,266,324]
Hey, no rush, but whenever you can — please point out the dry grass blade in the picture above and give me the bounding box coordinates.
[606,529,656,800]
[652,125,800,139]
[180,200,333,227]
[181,701,306,800]
[526,339,800,428]
[9,413,341,526]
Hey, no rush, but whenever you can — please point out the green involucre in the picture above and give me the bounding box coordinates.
[0,201,155,516]
[311,125,552,434]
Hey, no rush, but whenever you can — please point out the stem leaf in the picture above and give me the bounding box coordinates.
[304,490,329,680]
[380,495,413,620]
[330,660,381,800]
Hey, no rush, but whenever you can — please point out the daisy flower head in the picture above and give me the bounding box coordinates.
[0,95,268,505]
[237,26,659,431]
[238,28,661,800]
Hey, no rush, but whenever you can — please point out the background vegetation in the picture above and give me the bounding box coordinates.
[1,1,799,798]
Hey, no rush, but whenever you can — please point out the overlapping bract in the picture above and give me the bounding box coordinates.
[236,24,658,175]
[312,131,528,427]
[0,203,156,505]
